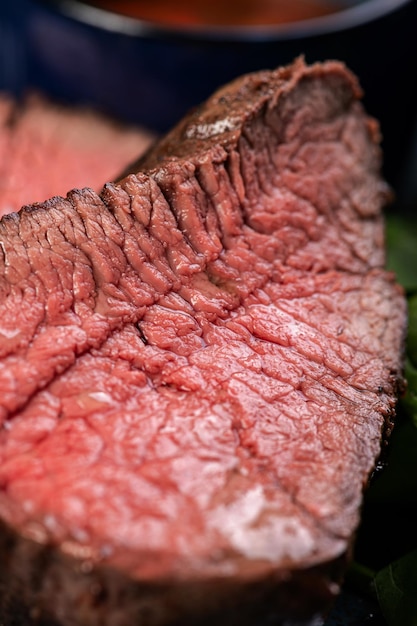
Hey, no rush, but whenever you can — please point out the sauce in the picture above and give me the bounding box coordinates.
[86,0,353,27]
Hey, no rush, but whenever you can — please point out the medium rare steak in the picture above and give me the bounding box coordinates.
[0,58,407,625]
[0,93,154,218]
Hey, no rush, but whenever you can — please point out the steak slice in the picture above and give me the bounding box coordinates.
[0,93,154,218]
[0,58,407,626]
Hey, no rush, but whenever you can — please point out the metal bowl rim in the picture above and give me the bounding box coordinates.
[39,0,414,41]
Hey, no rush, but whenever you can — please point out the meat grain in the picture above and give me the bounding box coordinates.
[0,93,154,218]
[0,58,407,626]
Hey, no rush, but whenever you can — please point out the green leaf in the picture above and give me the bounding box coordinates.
[375,549,417,626]
[385,214,417,291]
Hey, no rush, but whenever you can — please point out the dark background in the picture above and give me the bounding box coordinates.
[1,0,417,203]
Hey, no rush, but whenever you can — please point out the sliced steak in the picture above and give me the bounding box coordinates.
[0,93,154,218]
[0,58,407,626]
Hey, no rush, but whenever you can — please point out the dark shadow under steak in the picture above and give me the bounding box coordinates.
[0,58,407,625]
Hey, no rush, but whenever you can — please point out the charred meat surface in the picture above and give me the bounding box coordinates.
[0,58,407,625]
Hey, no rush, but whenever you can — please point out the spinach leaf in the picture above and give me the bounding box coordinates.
[375,550,417,626]
[385,214,417,292]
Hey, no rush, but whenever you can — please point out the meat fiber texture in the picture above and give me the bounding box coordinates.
[0,93,154,218]
[0,59,407,626]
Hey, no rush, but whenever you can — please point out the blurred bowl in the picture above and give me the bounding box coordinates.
[1,0,417,190]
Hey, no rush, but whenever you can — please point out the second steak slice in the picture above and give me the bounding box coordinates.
[0,58,407,625]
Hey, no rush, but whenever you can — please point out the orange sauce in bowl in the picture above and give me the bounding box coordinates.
[86,0,350,27]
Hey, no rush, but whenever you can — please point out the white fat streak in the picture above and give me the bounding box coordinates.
[208,486,316,562]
